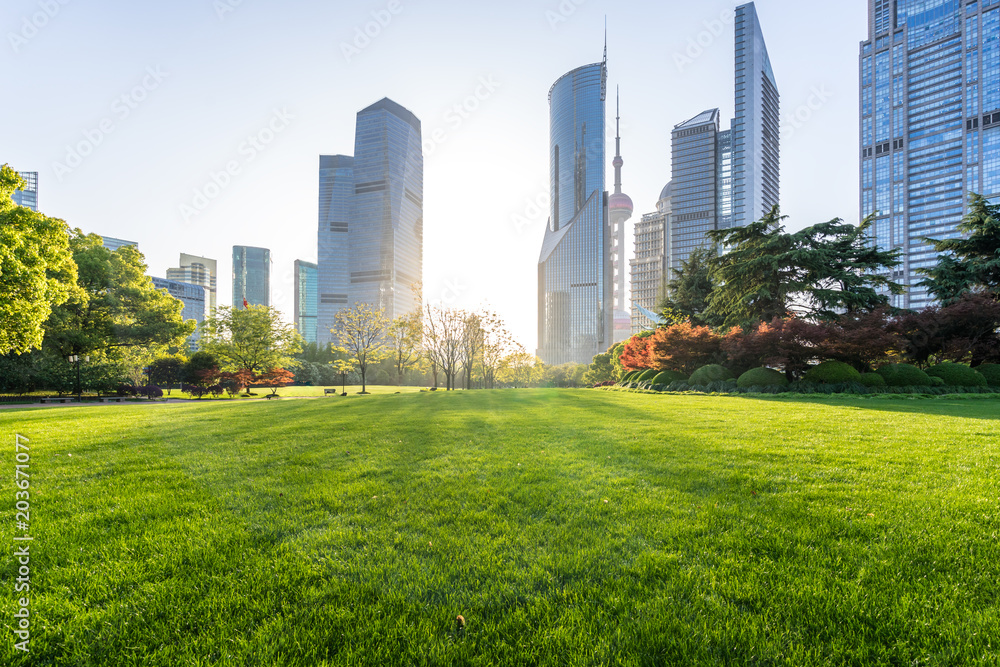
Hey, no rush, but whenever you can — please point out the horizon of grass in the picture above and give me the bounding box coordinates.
[1,390,998,665]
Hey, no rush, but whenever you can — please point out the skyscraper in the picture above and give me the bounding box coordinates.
[631,183,672,334]
[609,90,635,344]
[860,0,998,309]
[316,98,424,346]
[232,246,271,308]
[12,171,37,211]
[294,260,319,345]
[151,277,207,350]
[101,237,138,253]
[537,56,612,365]
[667,2,778,278]
[167,254,218,313]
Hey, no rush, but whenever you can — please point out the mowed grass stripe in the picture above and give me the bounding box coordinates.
[1,391,997,666]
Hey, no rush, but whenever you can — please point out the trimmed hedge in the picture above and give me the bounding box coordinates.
[653,370,688,386]
[737,367,789,389]
[929,376,946,387]
[927,363,988,388]
[876,364,932,387]
[975,363,1000,387]
[804,361,862,385]
[858,372,887,388]
[688,364,735,386]
[637,369,659,383]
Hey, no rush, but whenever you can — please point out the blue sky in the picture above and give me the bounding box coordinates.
[1,0,867,352]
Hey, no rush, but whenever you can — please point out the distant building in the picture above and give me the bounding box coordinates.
[294,260,319,345]
[151,277,207,350]
[669,2,779,274]
[316,98,424,346]
[167,254,218,313]
[12,172,37,211]
[859,0,1000,309]
[537,55,613,365]
[101,237,138,253]
[631,183,672,334]
[232,246,271,308]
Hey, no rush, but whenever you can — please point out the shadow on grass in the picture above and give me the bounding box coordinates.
[725,392,1000,422]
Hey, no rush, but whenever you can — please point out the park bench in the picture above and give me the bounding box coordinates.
[264,394,281,400]
[99,397,125,403]
[40,397,74,404]
[324,389,339,396]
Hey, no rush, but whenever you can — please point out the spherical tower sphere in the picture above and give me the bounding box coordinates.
[609,192,634,223]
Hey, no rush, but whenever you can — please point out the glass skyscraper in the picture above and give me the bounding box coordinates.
[294,260,319,345]
[232,246,271,308]
[316,98,423,346]
[861,0,999,309]
[668,2,778,279]
[12,171,37,211]
[151,277,207,350]
[101,237,138,253]
[537,58,613,365]
[167,254,218,313]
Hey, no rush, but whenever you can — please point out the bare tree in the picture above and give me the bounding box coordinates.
[387,312,422,385]
[479,310,514,389]
[423,304,465,391]
[331,303,389,394]
[461,311,485,390]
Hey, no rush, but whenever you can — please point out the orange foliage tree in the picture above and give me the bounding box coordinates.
[648,322,724,375]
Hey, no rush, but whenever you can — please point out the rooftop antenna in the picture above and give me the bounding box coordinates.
[603,16,607,65]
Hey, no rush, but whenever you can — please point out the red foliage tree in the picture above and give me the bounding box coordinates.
[258,368,295,396]
[647,322,724,374]
[894,292,1000,367]
[191,367,221,399]
[721,317,825,380]
[619,333,654,371]
[220,370,255,397]
[818,309,898,372]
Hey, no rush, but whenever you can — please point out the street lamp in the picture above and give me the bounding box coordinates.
[341,372,347,397]
[67,355,90,401]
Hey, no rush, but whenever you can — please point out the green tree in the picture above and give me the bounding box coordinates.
[386,312,422,385]
[919,194,1000,303]
[148,356,186,394]
[331,303,390,394]
[44,231,194,358]
[201,305,302,374]
[0,165,79,355]
[584,348,616,385]
[658,246,719,326]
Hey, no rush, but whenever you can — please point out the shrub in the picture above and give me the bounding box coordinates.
[653,370,688,386]
[804,361,863,384]
[737,367,789,389]
[926,363,988,387]
[929,376,946,387]
[688,364,735,386]
[876,363,932,387]
[637,369,659,382]
[858,372,887,388]
[975,363,1000,387]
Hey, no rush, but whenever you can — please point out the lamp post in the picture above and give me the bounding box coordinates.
[341,372,347,397]
[68,355,89,401]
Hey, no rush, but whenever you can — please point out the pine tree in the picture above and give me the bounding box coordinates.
[918,194,1000,303]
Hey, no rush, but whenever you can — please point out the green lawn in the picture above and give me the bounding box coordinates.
[1,390,998,665]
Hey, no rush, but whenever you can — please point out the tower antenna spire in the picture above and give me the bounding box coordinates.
[604,16,608,64]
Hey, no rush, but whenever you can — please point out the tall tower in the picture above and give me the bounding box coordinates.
[860,0,998,309]
[537,52,612,365]
[316,99,423,346]
[232,246,271,308]
[168,254,218,313]
[608,89,635,344]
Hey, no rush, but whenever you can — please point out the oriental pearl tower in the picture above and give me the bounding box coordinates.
[608,88,634,344]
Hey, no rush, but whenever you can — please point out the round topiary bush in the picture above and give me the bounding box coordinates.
[652,370,688,386]
[688,364,735,386]
[858,372,887,388]
[876,363,932,387]
[974,363,1000,387]
[929,376,946,387]
[926,362,988,387]
[737,367,789,389]
[637,369,659,383]
[620,371,638,383]
[803,361,863,384]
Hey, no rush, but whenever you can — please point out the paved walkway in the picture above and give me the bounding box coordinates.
[0,397,316,411]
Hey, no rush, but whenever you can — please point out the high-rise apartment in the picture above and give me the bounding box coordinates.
[631,183,672,335]
[167,254,218,313]
[151,277,207,350]
[294,260,319,345]
[316,99,423,346]
[860,0,999,309]
[12,172,37,211]
[537,56,613,365]
[232,246,271,308]
[667,2,778,278]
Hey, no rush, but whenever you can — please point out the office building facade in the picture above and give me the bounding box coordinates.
[860,0,999,309]
[317,98,424,346]
[631,183,672,334]
[294,260,319,345]
[233,246,271,308]
[167,254,218,313]
[101,237,138,253]
[537,58,613,365]
[12,171,37,211]
[151,277,207,350]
